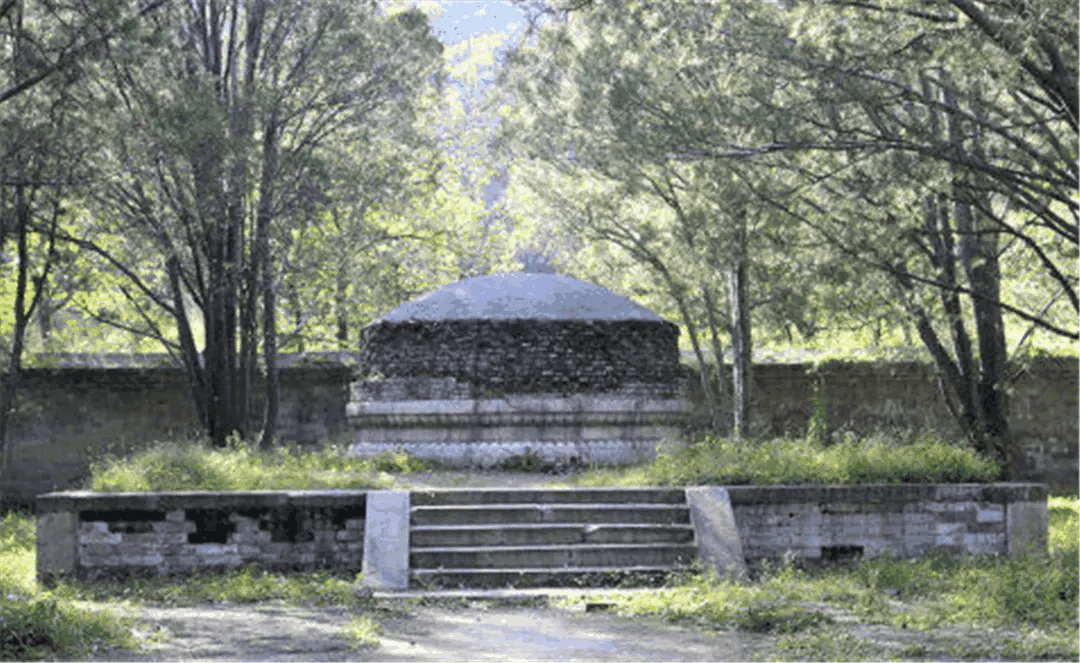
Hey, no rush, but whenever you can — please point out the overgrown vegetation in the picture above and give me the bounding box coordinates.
[86,438,430,492]
[1,512,136,661]
[56,567,370,608]
[565,434,1000,487]
[340,615,383,650]
[564,495,1079,661]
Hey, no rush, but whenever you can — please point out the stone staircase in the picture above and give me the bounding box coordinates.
[408,488,698,589]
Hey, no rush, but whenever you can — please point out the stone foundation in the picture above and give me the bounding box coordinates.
[347,394,690,468]
[36,484,1048,582]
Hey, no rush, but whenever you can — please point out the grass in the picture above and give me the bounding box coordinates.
[566,494,1079,661]
[1,511,137,661]
[87,437,430,492]
[55,567,370,608]
[563,433,1001,487]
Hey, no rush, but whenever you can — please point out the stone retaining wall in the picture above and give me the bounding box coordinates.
[36,484,1047,581]
[36,491,367,581]
[726,483,1047,562]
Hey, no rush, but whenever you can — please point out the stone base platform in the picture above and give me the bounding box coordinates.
[347,395,690,469]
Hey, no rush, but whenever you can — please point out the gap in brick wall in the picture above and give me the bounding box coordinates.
[187,508,235,544]
[821,545,864,563]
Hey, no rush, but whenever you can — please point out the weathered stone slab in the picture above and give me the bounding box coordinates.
[362,491,410,590]
[686,487,747,579]
[1007,499,1048,558]
[36,510,77,582]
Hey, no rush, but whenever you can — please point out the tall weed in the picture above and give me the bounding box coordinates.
[571,434,999,487]
[86,439,424,492]
[0,512,135,661]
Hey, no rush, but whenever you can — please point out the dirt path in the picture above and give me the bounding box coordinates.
[93,599,766,662]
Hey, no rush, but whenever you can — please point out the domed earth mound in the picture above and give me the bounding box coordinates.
[358,273,681,397]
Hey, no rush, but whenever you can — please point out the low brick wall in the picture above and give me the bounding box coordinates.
[36,491,367,581]
[726,483,1048,562]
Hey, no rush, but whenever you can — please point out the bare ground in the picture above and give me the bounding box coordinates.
[89,599,770,662]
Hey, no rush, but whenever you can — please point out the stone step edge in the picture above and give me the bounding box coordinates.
[411,503,689,512]
[410,565,696,579]
[410,523,695,532]
[410,488,687,502]
[411,542,698,554]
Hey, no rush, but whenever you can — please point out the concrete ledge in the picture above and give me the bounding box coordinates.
[36,489,370,513]
[362,491,411,590]
[349,440,660,469]
[686,487,747,579]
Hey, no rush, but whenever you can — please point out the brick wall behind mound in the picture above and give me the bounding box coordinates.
[359,319,681,397]
[2,365,353,508]
[684,357,1078,494]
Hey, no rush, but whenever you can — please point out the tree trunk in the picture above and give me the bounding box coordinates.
[728,218,752,439]
[701,281,729,436]
[256,113,280,449]
[947,81,1011,474]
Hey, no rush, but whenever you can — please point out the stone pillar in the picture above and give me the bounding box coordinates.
[686,486,747,579]
[361,491,411,590]
[1006,499,1048,558]
[36,509,77,584]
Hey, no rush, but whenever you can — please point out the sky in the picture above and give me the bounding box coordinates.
[425,1,527,44]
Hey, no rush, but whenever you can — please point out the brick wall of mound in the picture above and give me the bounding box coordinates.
[358,319,681,397]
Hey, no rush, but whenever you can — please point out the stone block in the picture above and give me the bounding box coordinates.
[361,491,410,590]
[166,510,187,522]
[37,510,77,581]
[976,505,1005,523]
[1007,500,1048,558]
[82,542,120,558]
[119,554,164,567]
[80,521,122,543]
[194,543,239,556]
[686,487,748,579]
[963,533,1005,555]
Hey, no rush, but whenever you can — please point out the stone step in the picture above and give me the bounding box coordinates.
[410,503,690,527]
[410,488,687,507]
[410,523,695,548]
[411,543,697,570]
[411,566,689,589]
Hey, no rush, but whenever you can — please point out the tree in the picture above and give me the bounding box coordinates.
[71,0,443,446]
[506,0,1076,472]
[500,2,843,436]
[0,0,167,504]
